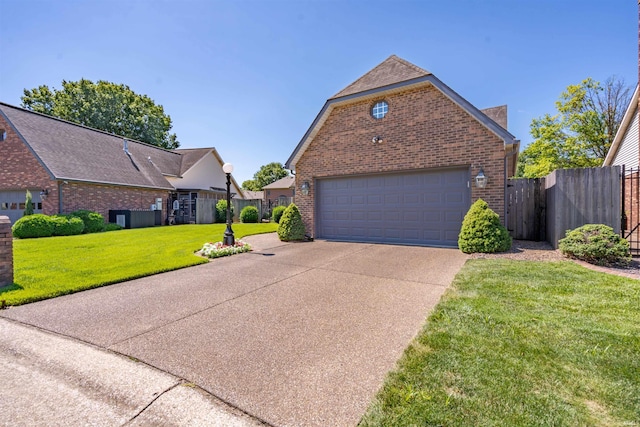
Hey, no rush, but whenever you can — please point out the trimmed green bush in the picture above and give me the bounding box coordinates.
[215,200,234,223]
[51,215,84,236]
[559,224,630,266]
[240,206,259,223]
[277,203,305,241]
[69,210,105,233]
[12,214,54,239]
[24,190,34,216]
[272,205,286,224]
[104,223,124,232]
[458,199,511,253]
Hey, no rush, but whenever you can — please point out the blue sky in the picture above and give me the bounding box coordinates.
[0,0,637,183]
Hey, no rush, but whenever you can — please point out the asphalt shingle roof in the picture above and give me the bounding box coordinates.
[0,102,181,190]
[262,175,294,189]
[331,55,431,99]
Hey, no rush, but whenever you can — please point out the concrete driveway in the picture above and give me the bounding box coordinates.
[1,234,467,426]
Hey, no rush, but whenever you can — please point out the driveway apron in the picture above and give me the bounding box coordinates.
[1,235,468,427]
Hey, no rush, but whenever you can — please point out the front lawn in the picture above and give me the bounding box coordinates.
[2,223,278,306]
[360,259,640,426]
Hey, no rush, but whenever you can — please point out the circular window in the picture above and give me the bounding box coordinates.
[371,101,388,119]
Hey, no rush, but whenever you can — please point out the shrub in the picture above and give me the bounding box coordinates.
[559,224,630,266]
[240,206,259,223]
[69,210,105,233]
[104,223,124,232]
[12,214,54,238]
[24,190,34,216]
[458,199,511,253]
[272,205,286,224]
[215,200,234,223]
[262,211,271,221]
[51,215,84,236]
[277,203,305,241]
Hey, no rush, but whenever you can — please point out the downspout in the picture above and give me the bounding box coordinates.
[58,180,63,214]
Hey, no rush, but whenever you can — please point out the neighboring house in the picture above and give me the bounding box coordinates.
[0,102,242,225]
[262,175,295,211]
[603,85,639,169]
[603,85,640,246]
[285,55,519,247]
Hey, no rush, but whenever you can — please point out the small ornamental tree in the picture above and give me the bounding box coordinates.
[458,199,511,253]
[24,190,34,216]
[277,203,305,241]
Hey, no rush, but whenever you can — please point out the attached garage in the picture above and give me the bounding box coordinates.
[0,190,43,224]
[316,168,469,247]
[285,55,520,248]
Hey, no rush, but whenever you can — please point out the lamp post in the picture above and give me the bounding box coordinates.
[222,163,235,246]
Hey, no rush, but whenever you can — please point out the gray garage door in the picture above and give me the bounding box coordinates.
[0,190,43,224]
[316,168,470,247]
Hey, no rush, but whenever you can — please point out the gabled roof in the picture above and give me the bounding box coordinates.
[331,55,430,99]
[172,147,245,198]
[603,85,639,166]
[262,175,294,189]
[285,56,518,170]
[0,102,178,190]
[243,190,264,200]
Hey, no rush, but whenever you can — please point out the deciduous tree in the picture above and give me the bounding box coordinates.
[517,77,631,178]
[242,162,289,190]
[21,79,179,149]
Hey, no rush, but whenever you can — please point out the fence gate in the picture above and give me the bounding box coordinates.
[506,177,546,241]
[622,165,640,255]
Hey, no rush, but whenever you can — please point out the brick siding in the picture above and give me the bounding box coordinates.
[294,85,506,237]
[0,114,168,222]
[0,216,12,287]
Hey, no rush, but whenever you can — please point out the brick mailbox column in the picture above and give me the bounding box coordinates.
[0,216,13,287]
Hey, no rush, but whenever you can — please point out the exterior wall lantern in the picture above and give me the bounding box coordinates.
[222,163,235,246]
[301,180,310,196]
[39,189,49,200]
[475,167,488,188]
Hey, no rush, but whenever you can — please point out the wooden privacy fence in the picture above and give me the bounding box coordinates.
[507,178,546,241]
[507,166,621,248]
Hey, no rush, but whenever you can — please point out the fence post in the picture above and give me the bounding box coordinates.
[0,216,13,288]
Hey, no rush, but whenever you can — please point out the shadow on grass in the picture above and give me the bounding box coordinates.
[0,283,23,295]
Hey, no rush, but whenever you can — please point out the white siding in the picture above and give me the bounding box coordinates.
[166,153,242,195]
[613,108,639,170]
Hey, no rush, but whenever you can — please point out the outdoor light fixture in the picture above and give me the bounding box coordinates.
[371,135,383,144]
[39,189,49,200]
[475,167,488,188]
[301,180,310,196]
[222,162,235,246]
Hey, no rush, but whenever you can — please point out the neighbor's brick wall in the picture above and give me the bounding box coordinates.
[61,182,168,222]
[0,115,57,215]
[295,85,506,237]
[0,216,13,287]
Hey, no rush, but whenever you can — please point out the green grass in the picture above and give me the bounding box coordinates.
[2,223,278,306]
[360,259,640,427]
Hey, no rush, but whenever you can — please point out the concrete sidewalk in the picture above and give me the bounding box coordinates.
[1,233,468,426]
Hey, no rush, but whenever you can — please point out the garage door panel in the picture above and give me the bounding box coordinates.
[317,169,470,247]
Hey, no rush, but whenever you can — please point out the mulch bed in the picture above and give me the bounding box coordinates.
[470,240,640,280]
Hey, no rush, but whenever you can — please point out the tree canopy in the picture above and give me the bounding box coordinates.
[517,77,631,178]
[242,162,290,191]
[21,79,179,149]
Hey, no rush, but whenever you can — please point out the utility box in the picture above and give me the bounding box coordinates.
[109,210,159,229]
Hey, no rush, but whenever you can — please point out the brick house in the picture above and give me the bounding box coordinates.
[262,175,295,212]
[0,102,242,225]
[285,55,519,247]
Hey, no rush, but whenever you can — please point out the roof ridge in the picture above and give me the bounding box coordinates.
[330,55,431,99]
[0,101,181,156]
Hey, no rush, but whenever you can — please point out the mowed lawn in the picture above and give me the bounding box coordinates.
[3,223,277,306]
[360,259,640,427]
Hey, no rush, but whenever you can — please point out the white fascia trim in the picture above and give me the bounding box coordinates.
[603,85,639,166]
